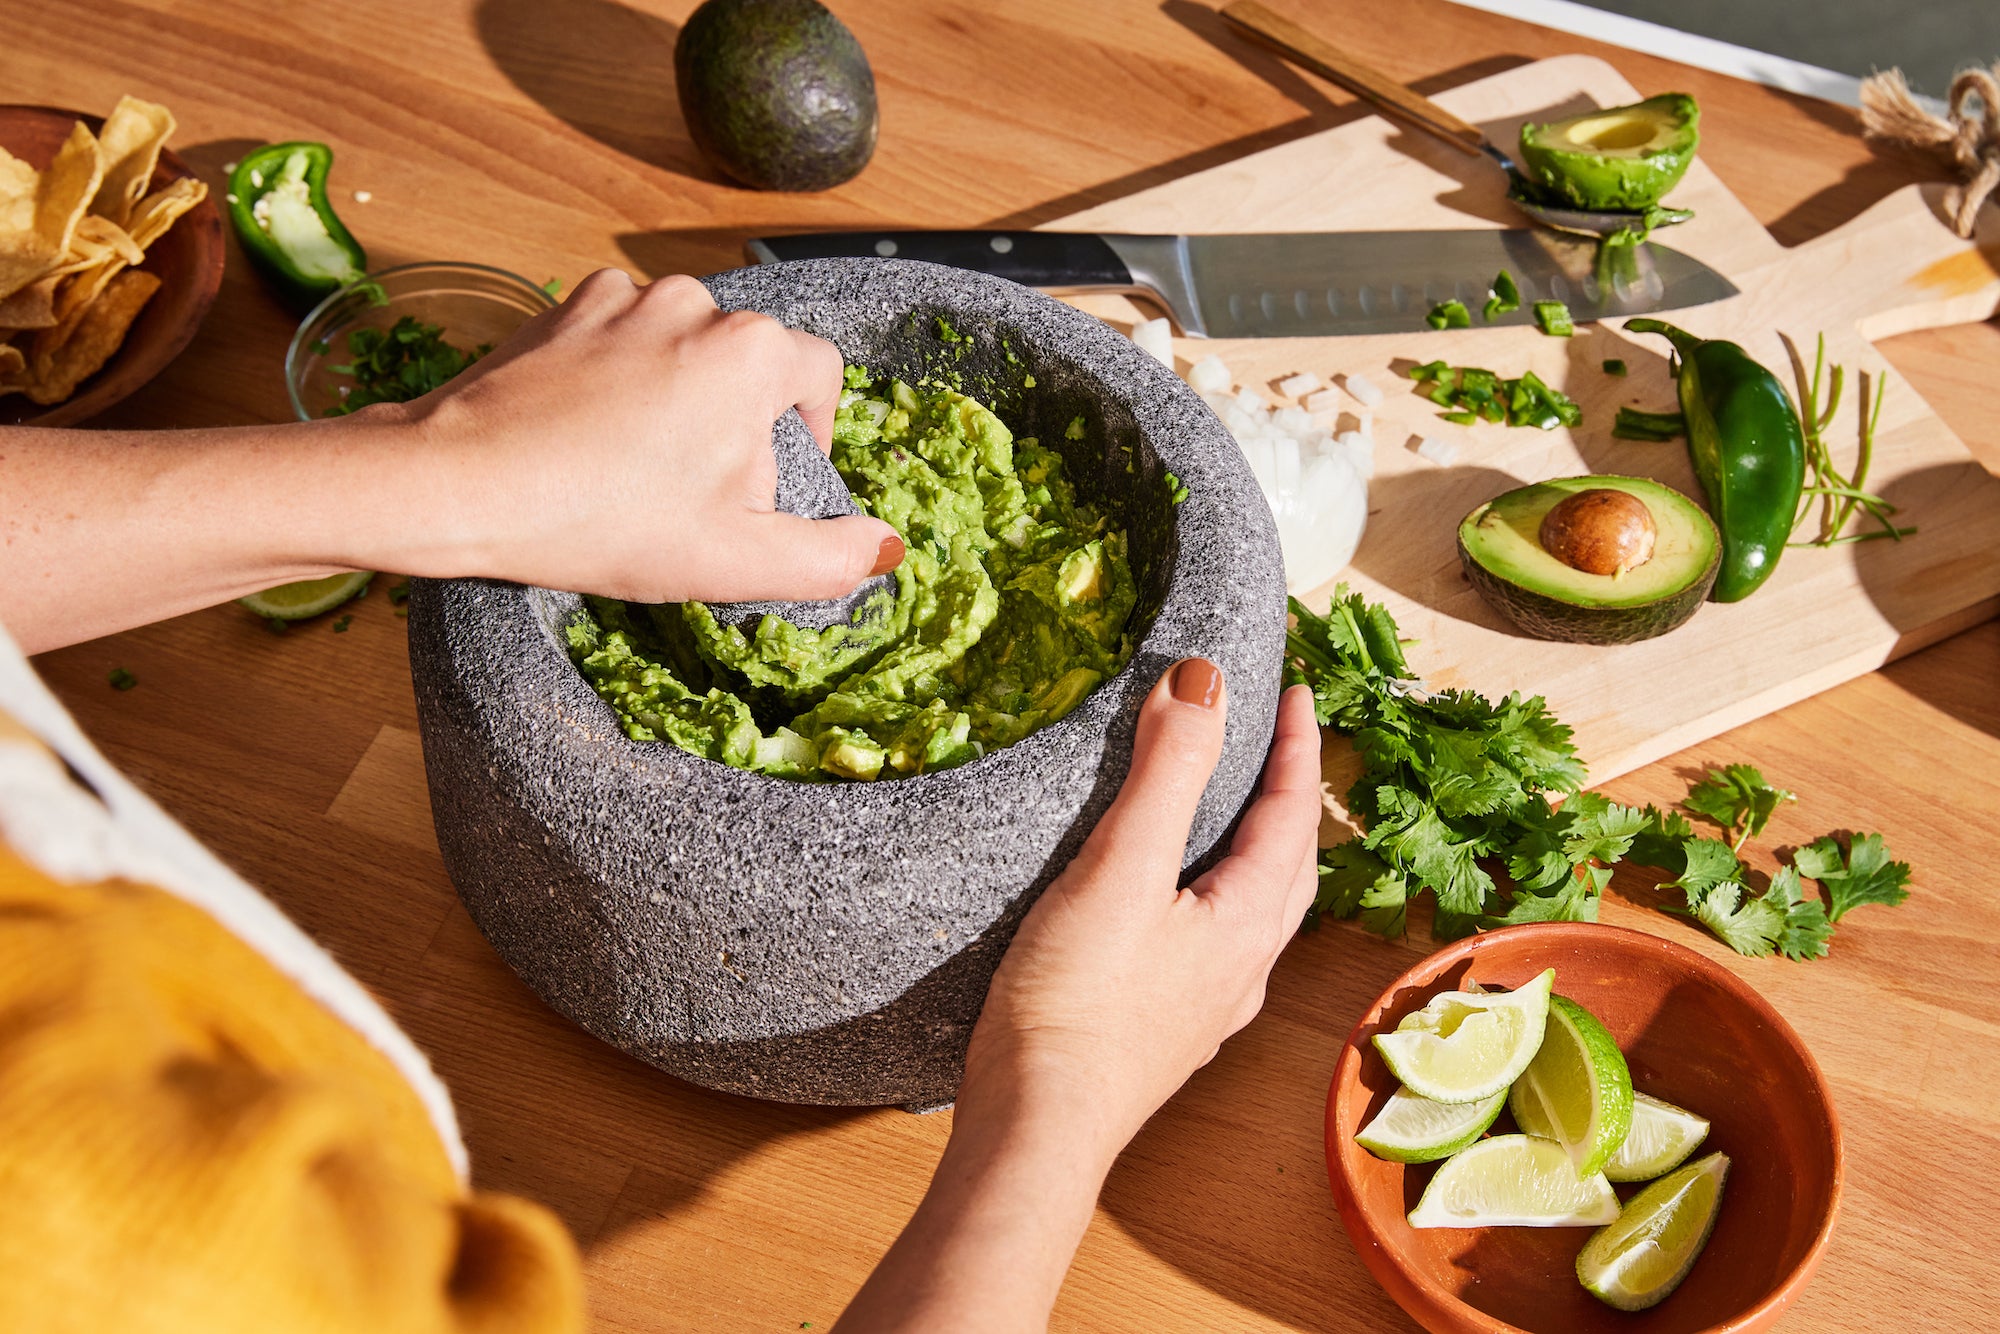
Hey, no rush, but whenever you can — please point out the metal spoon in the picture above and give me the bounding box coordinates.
[1220,0,1674,239]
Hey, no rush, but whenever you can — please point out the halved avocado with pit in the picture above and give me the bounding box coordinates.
[1458,475,1719,645]
[1518,94,1699,211]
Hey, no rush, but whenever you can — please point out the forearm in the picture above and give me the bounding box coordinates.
[836,1083,1123,1334]
[0,408,468,653]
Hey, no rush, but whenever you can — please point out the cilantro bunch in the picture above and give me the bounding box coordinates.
[1290,588,1608,939]
[1290,587,1912,958]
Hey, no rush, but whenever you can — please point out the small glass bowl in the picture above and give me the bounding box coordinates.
[285,261,556,422]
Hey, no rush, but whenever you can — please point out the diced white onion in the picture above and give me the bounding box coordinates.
[1187,352,1369,592]
[1267,446,1368,592]
[1343,371,1385,407]
[1417,436,1459,466]
[1336,429,1376,480]
[1131,316,1174,365]
[1187,354,1232,394]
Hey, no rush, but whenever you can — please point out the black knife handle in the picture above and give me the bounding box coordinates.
[747,230,1134,289]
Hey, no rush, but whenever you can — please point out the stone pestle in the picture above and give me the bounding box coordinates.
[702,406,897,632]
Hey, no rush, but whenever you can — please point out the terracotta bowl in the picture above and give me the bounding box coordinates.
[0,105,226,427]
[1326,923,1841,1334]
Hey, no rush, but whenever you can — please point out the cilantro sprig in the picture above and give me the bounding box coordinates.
[1681,763,1795,853]
[1290,588,1913,958]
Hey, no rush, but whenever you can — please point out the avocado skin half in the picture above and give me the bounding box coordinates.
[676,0,878,192]
[1517,93,1700,212]
[1457,476,1720,646]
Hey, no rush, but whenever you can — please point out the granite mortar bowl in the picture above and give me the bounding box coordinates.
[408,258,1286,1107]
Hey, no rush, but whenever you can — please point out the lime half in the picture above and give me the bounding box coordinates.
[1356,1085,1506,1164]
[1373,968,1554,1104]
[1605,1092,1711,1182]
[239,571,374,621]
[1407,1133,1619,1229]
[1578,1150,1730,1310]
[1508,994,1634,1178]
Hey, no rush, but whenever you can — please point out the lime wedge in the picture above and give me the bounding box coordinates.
[1356,1085,1506,1163]
[239,571,374,621]
[1578,1150,1730,1310]
[1508,994,1634,1178]
[1407,1134,1620,1229]
[1373,968,1554,1103]
[1604,1092,1711,1182]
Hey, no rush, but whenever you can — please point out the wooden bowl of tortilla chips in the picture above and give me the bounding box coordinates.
[0,97,223,426]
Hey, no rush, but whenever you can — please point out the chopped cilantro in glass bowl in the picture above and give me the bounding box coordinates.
[284,261,555,421]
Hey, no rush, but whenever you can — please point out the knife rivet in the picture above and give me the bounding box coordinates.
[875,238,898,257]
[989,235,1014,253]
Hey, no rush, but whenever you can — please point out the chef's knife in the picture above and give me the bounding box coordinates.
[745,229,1737,338]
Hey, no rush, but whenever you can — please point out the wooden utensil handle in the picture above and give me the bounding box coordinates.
[1220,0,1488,157]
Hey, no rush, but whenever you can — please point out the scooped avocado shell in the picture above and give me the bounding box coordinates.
[1458,475,1718,645]
[1518,94,1699,211]
[675,0,878,192]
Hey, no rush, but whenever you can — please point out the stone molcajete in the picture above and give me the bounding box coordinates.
[408,258,1286,1108]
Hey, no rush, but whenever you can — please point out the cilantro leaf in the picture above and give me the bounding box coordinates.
[1683,764,1795,849]
[1558,793,1648,865]
[1317,841,1396,922]
[1365,789,1496,918]
[1794,833,1911,922]
[1627,804,1695,871]
[1491,868,1601,925]
[1766,865,1834,962]
[1502,799,1572,894]
[1675,878,1786,956]
[1667,837,1743,896]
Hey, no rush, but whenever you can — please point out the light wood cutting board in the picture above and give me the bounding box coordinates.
[1055,54,2000,783]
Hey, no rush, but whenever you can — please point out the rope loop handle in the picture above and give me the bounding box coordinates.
[1861,65,2000,238]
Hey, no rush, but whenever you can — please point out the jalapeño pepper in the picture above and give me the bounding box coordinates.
[1625,318,1804,602]
[227,142,367,308]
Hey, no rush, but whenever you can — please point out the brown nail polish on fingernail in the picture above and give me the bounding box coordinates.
[870,533,905,576]
[1170,658,1221,708]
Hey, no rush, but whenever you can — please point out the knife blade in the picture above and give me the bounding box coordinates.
[745,229,1737,338]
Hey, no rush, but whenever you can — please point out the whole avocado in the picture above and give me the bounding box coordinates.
[675,0,878,192]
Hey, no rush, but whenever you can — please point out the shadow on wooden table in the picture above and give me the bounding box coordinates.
[475,0,712,181]
[399,901,873,1244]
[1095,921,1432,1331]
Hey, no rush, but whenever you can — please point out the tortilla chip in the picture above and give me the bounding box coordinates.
[126,175,206,251]
[72,214,145,266]
[0,274,59,329]
[0,149,37,228]
[0,122,102,302]
[23,268,159,404]
[90,96,175,228]
[44,249,129,350]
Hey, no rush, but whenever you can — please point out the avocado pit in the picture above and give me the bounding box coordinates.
[1539,487,1658,576]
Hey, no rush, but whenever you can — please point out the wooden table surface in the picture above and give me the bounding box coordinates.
[14,2,1999,1329]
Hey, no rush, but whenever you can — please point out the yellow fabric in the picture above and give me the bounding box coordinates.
[0,783,585,1333]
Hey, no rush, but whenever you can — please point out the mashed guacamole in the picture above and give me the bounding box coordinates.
[565,370,1137,781]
